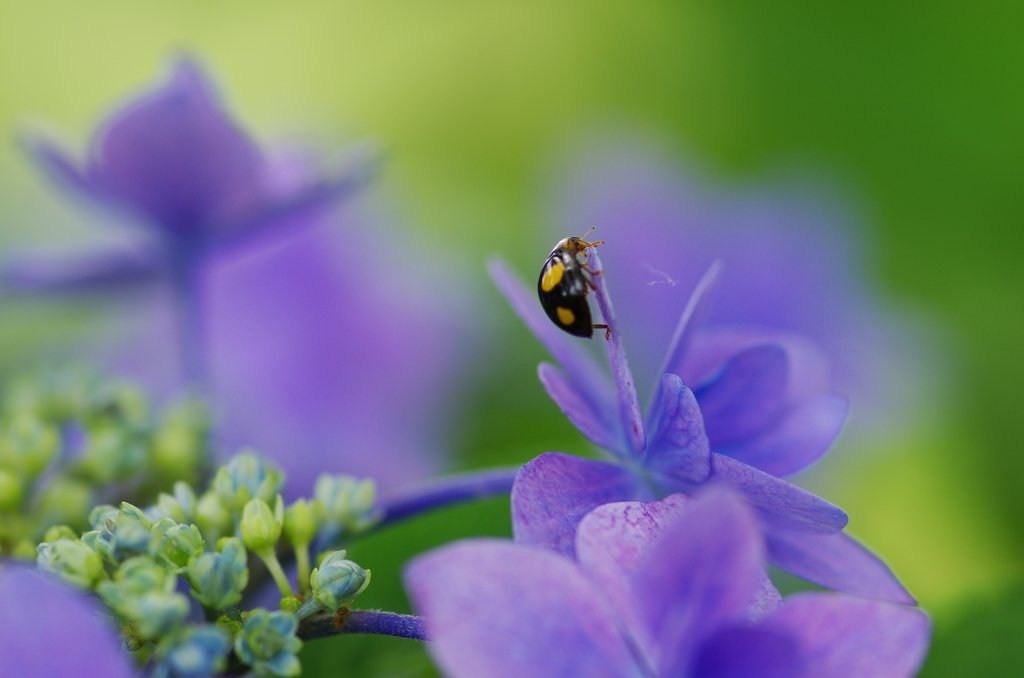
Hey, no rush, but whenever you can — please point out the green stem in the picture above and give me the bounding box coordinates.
[295,543,311,596]
[260,550,295,597]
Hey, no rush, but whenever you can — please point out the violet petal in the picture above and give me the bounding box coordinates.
[644,374,711,485]
[634,486,765,678]
[691,625,803,678]
[710,453,848,535]
[1,249,163,294]
[694,344,789,447]
[538,363,620,452]
[21,135,107,203]
[511,452,649,559]
[0,568,134,678]
[720,395,848,478]
[659,260,723,382]
[761,592,930,677]
[765,529,916,605]
[588,249,646,455]
[405,539,638,678]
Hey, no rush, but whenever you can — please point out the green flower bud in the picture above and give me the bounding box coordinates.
[156,481,197,523]
[151,522,205,570]
[154,625,230,678]
[240,497,283,556]
[234,609,303,678]
[309,551,371,612]
[90,507,151,563]
[0,414,59,479]
[36,538,105,589]
[37,477,93,530]
[79,423,148,484]
[120,502,153,528]
[0,468,23,511]
[88,504,120,530]
[279,596,301,614]
[187,538,249,610]
[98,555,170,610]
[283,499,322,549]
[213,452,284,515]
[42,525,78,543]
[196,490,231,542]
[314,474,379,534]
[12,539,37,560]
[126,591,190,641]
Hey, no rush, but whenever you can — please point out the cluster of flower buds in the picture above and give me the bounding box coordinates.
[33,451,372,678]
[0,366,212,559]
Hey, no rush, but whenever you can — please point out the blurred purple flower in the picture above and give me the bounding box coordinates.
[0,566,134,678]
[548,138,936,438]
[10,57,472,493]
[406,487,930,678]
[489,252,912,603]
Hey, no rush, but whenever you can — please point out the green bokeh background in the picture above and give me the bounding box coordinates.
[1,1,1023,675]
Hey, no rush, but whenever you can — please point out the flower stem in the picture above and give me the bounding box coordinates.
[373,467,519,531]
[299,609,427,641]
[295,543,311,596]
[259,551,295,598]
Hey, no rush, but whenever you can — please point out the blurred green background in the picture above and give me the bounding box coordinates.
[1,1,1023,675]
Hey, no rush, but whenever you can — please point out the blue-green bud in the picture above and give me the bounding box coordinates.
[90,381,149,428]
[234,609,303,677]
[79,423,146,484]
[89,504,120,529]
[151,522,205,570]
[98,555,170,611]
[213,452,284,515]
[42,525,78,543]
[120,502,153,527]
[126,591,191,640]
[239,496,283,556]
[37,477,93,529]
[153,625,230,678]
[36,538,105,589]
[309,551,371,612]
[90,507,152,563]
[151,398,209,482]
[0,468,23,511]
[187,537,249,610]
[156,482,198,523]
[314,474,379,533]
[195,490,231,542]
[0,413,59,478]
[283,499,322,548]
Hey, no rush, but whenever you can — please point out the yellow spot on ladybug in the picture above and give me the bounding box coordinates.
[541,261,565,292]
[557,306,576,326]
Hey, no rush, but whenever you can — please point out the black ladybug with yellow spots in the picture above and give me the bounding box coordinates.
[537,231,607,338]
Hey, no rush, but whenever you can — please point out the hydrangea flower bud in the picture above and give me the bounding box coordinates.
[240,496,283,557]
[213,452,284,515]
[234,609,303,678]
[314,474,379,533]
[151,399,209,482]
[36,538,105,589]
[0,413,59,479]
[309,551,370,612]
[188,537,249,610]
[151,522,205,570]
[0,468,23,511]
[153,625,231,678]
[98,555,170,611]
[88,504,120,530]
[79,423,147,484]
[283,498,322,549]
[42,524,78,543]
[156,481,198,523]
[36,477,93,530]
[126,591,191,641]
[195,490,231,542]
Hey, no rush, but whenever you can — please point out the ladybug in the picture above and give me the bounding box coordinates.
[537,230,609,338]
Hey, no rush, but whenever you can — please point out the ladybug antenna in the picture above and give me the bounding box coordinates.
[581,227,598,239]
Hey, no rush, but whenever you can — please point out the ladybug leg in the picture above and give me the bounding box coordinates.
[593,323,611,341]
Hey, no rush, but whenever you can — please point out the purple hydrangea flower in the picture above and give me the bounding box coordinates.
[489,250,912,603]
[11,57,472,493]
[548,139,937,437]
[0,566,134,678]
[405,487,930,678]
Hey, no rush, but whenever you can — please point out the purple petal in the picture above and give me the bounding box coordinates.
[511,452,649,558]
[0,568,134,678]
[405,539,638,678]
[691,625,803,678]
[761,593,930,677]
[21,135,107,202]
[722,395,848,477]
[633,486,765,678]
[87,57,264,235]
[710,453,848,535]
[538,363,620,451]
[660,260,723,382]
[695,344,789,447]
[575,494,691,642]
[588,249,646,454]
[684,326,831,403]
[1,249,163,294]
[487,257,619,436]
[644,374,711,485]
[765,529,916,604]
